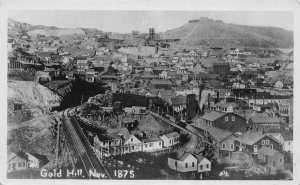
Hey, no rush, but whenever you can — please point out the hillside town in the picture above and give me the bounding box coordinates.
[7,16,293,180]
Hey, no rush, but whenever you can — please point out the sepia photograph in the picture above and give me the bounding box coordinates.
[1,0,299,183]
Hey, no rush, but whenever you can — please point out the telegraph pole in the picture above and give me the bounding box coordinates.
[55,117,61,168]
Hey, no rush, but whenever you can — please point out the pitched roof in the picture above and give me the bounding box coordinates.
[170,96,186,105]
[250,117,285,124]
[124,134,141,143]
[142,137,163,143]
[237,131,265,145]
[164,132,179,139]
[149,80,172,85]
[29,153,48,162]
[169,151,196,161]
[201,111,225,121]
[194,155,210,163]
[207,127,233,142]
[7,152,28,162]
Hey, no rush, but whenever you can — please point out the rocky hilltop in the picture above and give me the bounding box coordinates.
[162,17,293,48]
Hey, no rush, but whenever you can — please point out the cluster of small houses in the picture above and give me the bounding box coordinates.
[7,29,293,178]
[8,32,293,89]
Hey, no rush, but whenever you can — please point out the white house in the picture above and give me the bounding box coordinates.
[274,80,283,89]
[7,152,28,172]
[189,50,197,56]
[94,133,123,157]
[282,131,293,153]
[123,134,143,154]
[160,132,180,148]
[196,155,211,174]
[142,138,163,152]
[168,152,198,172]
[7,152,48,172]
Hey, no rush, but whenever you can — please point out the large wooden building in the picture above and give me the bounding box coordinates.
[201,110,248,132]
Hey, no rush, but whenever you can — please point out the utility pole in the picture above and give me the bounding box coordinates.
[55,117,61,168]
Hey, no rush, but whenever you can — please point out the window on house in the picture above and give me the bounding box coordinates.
[159,142,161,146]
[185,163,188,168]
[12,163,16,169]
[132,146,134,150]
[23,162,26,167]
[232,116,235,121]
[145,144,147,148]
[222,144,226,149]
[225,116,228,121]
[131,138,133,142]
[270,144,273,149]
[206,164,209,169]
[231,144,234,150]
[262,140,265,145]
[192,162,194,167]
[200,165,203,170]
[266,140,269,145]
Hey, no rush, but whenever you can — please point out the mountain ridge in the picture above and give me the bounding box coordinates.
[8,17,293,48]
[162,18,293,48]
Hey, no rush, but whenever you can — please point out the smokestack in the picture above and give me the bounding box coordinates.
[198,84,204,111]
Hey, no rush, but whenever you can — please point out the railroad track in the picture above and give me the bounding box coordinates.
[148,110,217,147]
[62,109,111,179]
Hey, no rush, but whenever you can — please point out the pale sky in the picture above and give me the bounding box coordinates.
[8,10,293,33]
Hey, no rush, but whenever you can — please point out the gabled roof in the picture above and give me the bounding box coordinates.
[201,111,225,121]
[169,151,196,161]
[97,132,120,141]
[142,137,163,143]
[237,131,265,145]
[7,152,28,162]
[29,153,48,162]
[163,132,179,139]
[124,134,141,143]
[207,127,233,143]
[194,155,210,163]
